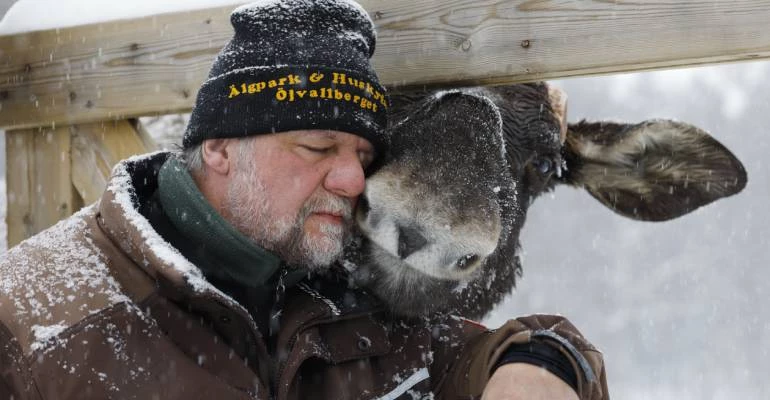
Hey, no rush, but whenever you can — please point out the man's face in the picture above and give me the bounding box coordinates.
[223,130,374,269]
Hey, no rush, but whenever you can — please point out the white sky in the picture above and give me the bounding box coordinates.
[0,0,243,34]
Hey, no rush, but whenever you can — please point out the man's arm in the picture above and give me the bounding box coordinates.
[434,314,609,400]
[482,363,579,400]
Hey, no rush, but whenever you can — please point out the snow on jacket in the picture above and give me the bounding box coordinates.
[0,152,609,399]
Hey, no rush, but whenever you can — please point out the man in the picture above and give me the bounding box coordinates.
[0,1,608,399]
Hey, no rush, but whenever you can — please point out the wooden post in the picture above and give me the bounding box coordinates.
[4,119,156,247]
[5,126,79,247]
[70,119,157,205]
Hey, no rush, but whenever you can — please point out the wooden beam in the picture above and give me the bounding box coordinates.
[71,119,157,204]
[5,127,78,247]
[5,119,156,247]
[2,0,770,129]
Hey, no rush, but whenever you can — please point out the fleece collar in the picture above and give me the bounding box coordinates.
[157,157,281,287]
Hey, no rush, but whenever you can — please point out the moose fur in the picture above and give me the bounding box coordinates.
[345,83,747,320]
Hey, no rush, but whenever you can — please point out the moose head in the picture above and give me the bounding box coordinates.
[346,83,747,320]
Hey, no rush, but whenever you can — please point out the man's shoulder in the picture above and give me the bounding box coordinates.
[0,206,135,357]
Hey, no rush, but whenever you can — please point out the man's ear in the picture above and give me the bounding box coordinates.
[201,138,233,176]
[560,119,747,221]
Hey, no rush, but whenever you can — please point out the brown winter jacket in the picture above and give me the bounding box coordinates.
[0,152,609,399]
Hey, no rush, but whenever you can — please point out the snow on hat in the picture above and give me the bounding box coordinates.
[183,0,389,154]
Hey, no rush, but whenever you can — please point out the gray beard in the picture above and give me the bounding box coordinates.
[223,146,353,270]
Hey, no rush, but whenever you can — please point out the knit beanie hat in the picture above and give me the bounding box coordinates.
[183,0,389,154]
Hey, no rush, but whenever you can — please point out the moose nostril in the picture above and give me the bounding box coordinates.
[397,225,428,259]
[358,195,370,216]
[357,195,383,228]
[456,254,480,271]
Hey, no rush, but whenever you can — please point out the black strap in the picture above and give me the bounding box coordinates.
[494,340,578,392]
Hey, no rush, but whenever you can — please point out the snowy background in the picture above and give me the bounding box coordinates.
[485,62,770,399]
[2,1,769,399]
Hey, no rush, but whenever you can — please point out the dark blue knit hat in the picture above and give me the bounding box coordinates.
[183,0,389,154]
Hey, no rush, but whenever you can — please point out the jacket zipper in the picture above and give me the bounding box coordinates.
[269,267,290,397]
[269,268,289,338]
[271,284,335,398]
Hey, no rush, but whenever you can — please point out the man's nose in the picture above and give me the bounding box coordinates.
[324,153,366,198]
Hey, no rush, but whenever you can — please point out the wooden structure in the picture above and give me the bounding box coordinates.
[2,0,770,247]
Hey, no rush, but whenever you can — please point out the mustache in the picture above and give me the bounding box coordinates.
[300,194,354,223]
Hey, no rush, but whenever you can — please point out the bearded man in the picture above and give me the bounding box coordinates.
[0,1,608,399]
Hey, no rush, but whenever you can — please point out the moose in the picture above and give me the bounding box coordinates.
[344,83,747,320]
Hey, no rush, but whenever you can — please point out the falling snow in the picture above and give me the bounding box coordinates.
[0,1,768,399]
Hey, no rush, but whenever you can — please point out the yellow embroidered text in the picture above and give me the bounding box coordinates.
[228,74,302,98]
[276,87,378,112]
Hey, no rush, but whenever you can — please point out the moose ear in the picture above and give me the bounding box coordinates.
[562,119,747,221]
[387,91,433,126]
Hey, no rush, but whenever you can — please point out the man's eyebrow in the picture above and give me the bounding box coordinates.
[299,131,337,140]
[320,131,338,140]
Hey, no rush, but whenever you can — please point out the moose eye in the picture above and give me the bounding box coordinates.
[456,254,480,271]
[533,158,553,175]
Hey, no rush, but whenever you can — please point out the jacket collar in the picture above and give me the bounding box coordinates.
[98,152,231,301]
[97,151,386,319]
[96,152,272,381]
[95,152,399,391]
[157,157,281,287]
